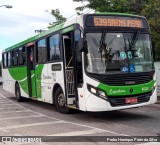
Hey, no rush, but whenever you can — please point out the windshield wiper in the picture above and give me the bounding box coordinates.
[98,30,107,60]
[128,30,140,57]
[108,35,118,46]
[129,30,140,50]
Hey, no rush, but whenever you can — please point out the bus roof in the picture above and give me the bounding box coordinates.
[4,12,145,52]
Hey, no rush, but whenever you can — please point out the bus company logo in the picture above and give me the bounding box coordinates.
[109,89,126,94]
[129,88,134,93]
[42,74,52,80]
[142,87,149,91]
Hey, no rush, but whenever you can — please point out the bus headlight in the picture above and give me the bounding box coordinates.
[87,84,107,99]
[90,87,97,94]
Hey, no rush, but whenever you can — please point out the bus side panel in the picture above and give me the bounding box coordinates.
[2,69,9,92]
[4,68,18,94]
[6,67,29,98]
[37,63,50,103]
[30,69,36,97]
[18,66,29,98]
[42,62,65,104]
[35,64,44,99]
[38,64,48,101]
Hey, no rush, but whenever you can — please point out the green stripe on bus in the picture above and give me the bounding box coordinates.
[9,66,29,94]
[98,80,155,96]
[8,64,44,98]
[35,64,44,98]
[62,25,74,34]
[8,67,27,81]
[19,79,29,95]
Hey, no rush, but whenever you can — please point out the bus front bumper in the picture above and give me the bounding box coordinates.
[85,88,157,112]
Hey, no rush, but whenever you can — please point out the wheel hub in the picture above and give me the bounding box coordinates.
[58,93,65,107]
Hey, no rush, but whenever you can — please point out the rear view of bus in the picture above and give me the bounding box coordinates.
[81,13,157,111]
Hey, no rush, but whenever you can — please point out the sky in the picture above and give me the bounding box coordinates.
[0,0,83,60]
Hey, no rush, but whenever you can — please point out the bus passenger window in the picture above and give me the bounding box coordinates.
[3,53,7,68]
[37,39,47,63]
[19,47,26,65]
[49,34,60,61]
[13,49,18,66]
[11,51,14,66]
[7,52,12,67]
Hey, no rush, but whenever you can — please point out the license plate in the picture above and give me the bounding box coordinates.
[125,98,138,104]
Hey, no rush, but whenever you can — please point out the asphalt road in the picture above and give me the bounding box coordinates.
[0,85,160,145]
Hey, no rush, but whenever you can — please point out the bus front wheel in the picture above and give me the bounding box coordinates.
[15,84,23,102]
[54,88,70,114]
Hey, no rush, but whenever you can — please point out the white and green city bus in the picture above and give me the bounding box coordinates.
[2,12,157,113]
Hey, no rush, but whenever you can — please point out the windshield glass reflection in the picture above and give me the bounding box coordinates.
[85,32,153,74]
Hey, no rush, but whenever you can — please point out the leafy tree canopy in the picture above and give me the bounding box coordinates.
[48,9,66,29]
[73,0,148,14]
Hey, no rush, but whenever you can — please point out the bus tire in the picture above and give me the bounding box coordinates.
[15,84,23,102]
[54,87,70,114]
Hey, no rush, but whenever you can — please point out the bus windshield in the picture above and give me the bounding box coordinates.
[85,32,154,74]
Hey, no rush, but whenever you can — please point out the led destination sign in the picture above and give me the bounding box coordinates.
[94,17,142,28]
[86,15,148,28]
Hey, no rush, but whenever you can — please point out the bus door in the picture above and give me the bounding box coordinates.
[63,35,76,105]
[26,43,36,98]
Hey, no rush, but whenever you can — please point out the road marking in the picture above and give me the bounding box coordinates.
[0,110,29,114]
[0,99,8,101]
[0,99,13,101]
[0,105,21,109]
[0,93,129,137]
[0,96,5,99]
[0,102,16,105]
[0,107,24,111]
[0,104,19,106]
[48,129,105,136]
[0,100,11,104]
[0,120,64,130]
[0,115,43,121]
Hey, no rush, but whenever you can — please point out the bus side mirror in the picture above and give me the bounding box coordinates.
[74,29,88,53]
[77,38,88,53]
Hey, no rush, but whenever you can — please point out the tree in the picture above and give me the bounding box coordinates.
[73,0,149,14]
[141,0,160,60]
[48,9,66,29]
[73,0,160,60]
